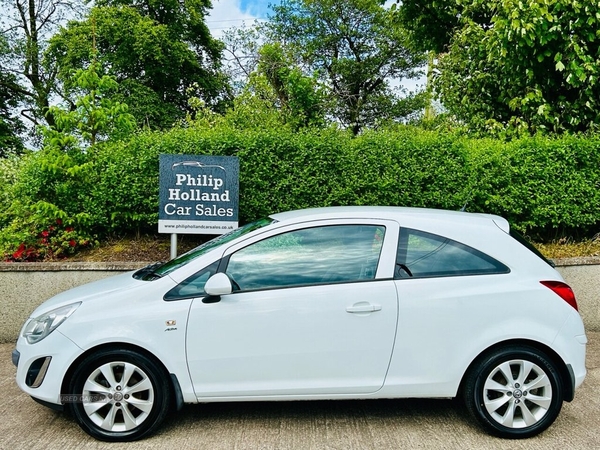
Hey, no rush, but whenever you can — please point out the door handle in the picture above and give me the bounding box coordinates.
[346,303,382,313]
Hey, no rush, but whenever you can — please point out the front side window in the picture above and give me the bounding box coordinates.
[395,228,509,279]
[225,225,386,291]
[164,261,220,301]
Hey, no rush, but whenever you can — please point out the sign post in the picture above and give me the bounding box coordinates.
[158,155,239,257]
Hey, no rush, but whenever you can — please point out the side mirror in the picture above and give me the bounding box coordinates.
[204,273,233,298]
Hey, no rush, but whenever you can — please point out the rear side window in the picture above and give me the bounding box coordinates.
[395,228,509,279]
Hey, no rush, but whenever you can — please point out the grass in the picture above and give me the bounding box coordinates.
[535,238,600,259]
[69,235,209,262]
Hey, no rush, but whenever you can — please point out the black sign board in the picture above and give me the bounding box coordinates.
[158,155,239,234]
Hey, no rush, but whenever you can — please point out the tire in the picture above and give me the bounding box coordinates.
[68,348,171,442]
[462,345,563,439]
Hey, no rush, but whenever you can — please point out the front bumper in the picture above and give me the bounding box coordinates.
[14,331,83,406]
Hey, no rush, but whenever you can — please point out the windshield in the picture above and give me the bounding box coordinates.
[139,218,276,279]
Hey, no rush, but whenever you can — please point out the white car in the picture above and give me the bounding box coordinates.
[13,207,587,441]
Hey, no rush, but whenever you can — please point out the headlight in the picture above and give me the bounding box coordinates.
[22,302,81,344]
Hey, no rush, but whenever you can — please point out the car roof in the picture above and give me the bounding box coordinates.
[269,206,509,232]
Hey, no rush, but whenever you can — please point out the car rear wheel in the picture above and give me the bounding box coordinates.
[463,345,563,438]
[68,349,171,441]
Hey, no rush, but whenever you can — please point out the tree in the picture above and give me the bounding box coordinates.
[43,60,136,150]
[46,1,229,129]
[254,42,326,129]
[433,0,600,135]
[220,24,264,95]
[394,1,494,54]
[0,72,25,155]
[266,0,426,134]
[0,0,80,129]
[95,0,219,58]
[1,34,24,154]
[32,58,136,219]
[393,0,462,54]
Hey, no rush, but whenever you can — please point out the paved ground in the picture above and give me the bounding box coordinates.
[1,334,598,450]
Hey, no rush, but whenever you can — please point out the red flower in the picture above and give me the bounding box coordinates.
[41,230,49,237]
[66,226,74,232]
[12,243,28,260]
[56,218,63,225]
[69,240,76,247]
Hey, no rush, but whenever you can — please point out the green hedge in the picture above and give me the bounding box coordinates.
[90,126,600,237]
[83,126,474,233]
[465,135,600,236]
[2,125,600,258]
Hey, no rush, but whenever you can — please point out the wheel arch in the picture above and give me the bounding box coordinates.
[458,339,574,402]
[60,342,184,411]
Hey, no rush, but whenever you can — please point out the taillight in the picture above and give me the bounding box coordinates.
[540,281,578,311]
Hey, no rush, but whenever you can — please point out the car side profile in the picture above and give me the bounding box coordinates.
[13,207,587,441]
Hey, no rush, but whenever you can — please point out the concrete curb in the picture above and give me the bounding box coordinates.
[0,261,151,271]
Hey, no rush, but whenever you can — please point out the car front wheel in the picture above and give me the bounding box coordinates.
[68,348,171,441]
[463,345,564,438]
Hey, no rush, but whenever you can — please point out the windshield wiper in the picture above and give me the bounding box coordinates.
[133,262,165,281]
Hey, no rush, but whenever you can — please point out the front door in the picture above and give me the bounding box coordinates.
[185,221,399,398]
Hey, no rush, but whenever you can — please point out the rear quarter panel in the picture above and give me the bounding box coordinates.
[379,215,579,398]
[381,273,574,397]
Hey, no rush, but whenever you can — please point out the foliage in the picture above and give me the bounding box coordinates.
[393,0,463,53]
[218,34,328,131]
[220,24,264,94]
[434,0,600,135]
[44,61,137,149]
[94,0,220,58]
[2,216,95,262]
[46,2,228,129]
[52,124,471,235]
[464,134,600,237]
[0,62,134,260]
[93,127,600,239]
[3,115,600,259]
[33,123,600,241]
[0,77,24,154]
[0,149,24,227]
[252,42,327,129]
[266,0,426,134]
